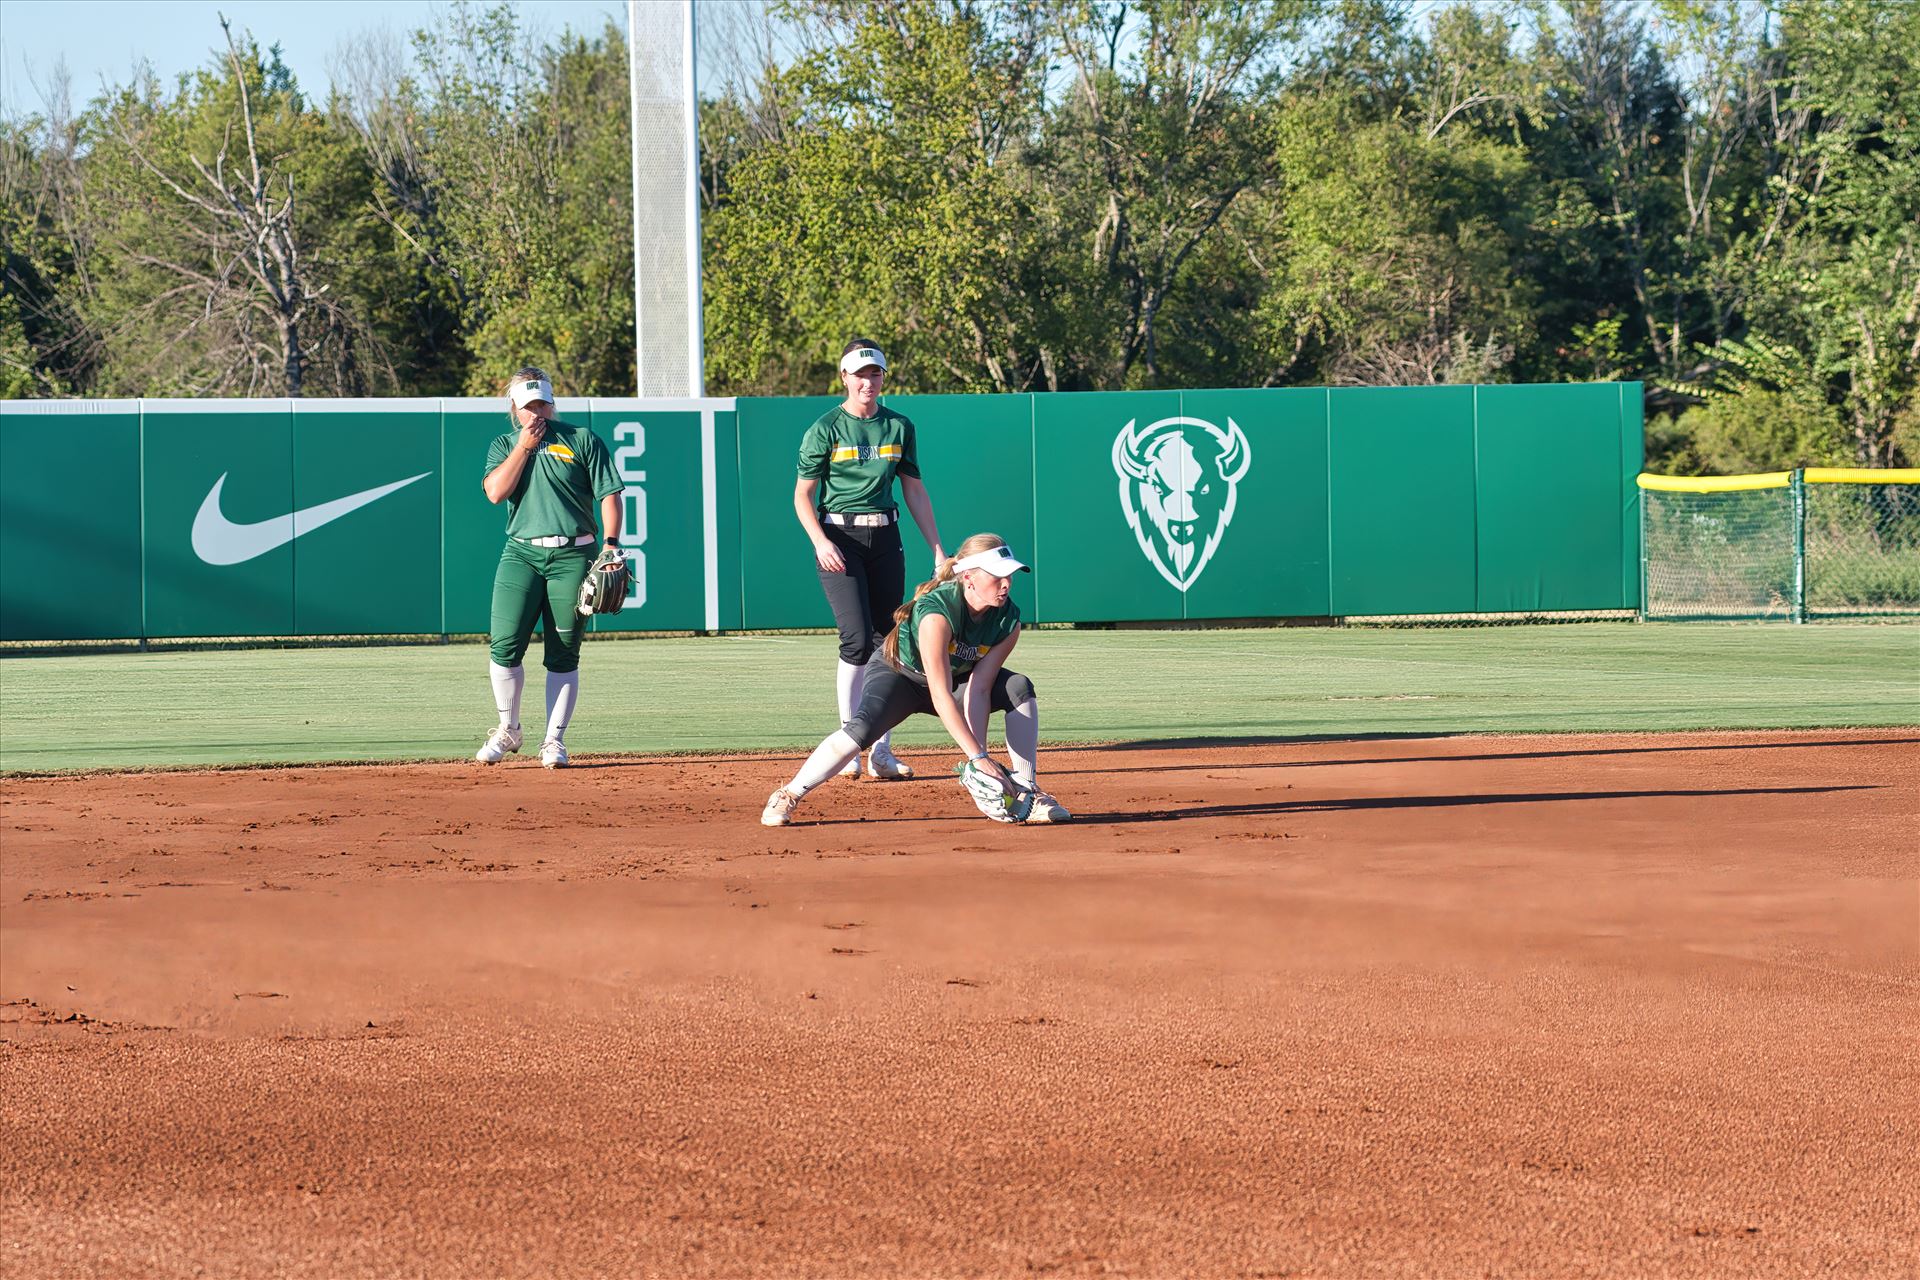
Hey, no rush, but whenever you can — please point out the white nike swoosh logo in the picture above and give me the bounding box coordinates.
[191,471,432,565]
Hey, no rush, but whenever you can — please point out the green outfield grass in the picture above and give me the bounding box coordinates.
[1,623,1915,773]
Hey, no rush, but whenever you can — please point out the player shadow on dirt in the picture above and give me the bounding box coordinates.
[1060,782,1881,826]
[1045,734,1920,778]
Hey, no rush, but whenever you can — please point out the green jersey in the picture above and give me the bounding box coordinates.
[796,405,921,514]
[485,419,622,540]
[893,579,1020,684]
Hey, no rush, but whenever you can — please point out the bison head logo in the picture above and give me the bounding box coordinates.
[1112,415,1252,592]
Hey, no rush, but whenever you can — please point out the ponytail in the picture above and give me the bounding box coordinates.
[879,532,1008,667]
[880,563,958,667]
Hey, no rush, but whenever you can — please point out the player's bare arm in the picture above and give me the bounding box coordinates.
[793,476,845,573]
[962,624,1020,745]
[599,492,622,548]
[483,417,547,504]
[899,474,945,572]
[921,612,1008,783]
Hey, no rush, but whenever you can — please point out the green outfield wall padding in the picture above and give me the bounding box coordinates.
[439,398,725,637]
[1473,382,1640,612]
[891,393,1038,617]
[735,393,842,631]
[1035,388,1187,624]
[0,401,144,640]
[0,384,1642,642]
[1619,384,1645,608]
[1328,385,1479,615]
[736,391,1042,629]
[1176,387,1331,620]
[708,404,745,632]
[581,401,713,634]
[293,399,443,636]
[142,401,296,638]
[439,398,581,636]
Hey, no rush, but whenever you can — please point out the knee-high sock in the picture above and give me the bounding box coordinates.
[790,730,861,796]
[836,660,864,727]
[545,670,579,742]
[489,663,525,729]
[1006,698,1040,789]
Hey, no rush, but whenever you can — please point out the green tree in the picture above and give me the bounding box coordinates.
[400,4,638,394]
[0,88,87,397]
[73,21,403,396]
[1217,3,1546,386]
[1045,0,1315,388]
[1522,1,1691,387]
[1658,383,1848,473]
[1711,0,1920,466]
[703,0,1055,394]
[9,0,1906,419]
[1248,85,1540,386]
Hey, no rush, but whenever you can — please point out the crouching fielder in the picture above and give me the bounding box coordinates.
[762,534,1069,827]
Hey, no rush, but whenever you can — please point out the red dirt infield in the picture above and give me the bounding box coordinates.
[2,730,1916,1278]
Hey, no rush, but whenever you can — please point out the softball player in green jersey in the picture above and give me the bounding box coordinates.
[794,338,945,782]
[761,533,1069,827]
[475,367,623,769]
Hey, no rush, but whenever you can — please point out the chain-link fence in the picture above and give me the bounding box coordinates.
[1639,469,1920,621]
[1804,475,1920,616]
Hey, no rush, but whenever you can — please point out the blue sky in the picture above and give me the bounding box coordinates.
[0,0,689,116]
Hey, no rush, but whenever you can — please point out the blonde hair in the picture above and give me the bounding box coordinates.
[881,532,1007,667]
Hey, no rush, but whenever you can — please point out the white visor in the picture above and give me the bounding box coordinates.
[510,378,554,408]
[951,546,1029,578]
[838,347,887,375]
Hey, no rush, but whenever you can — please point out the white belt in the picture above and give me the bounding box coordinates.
[822,511,896,528]
[517,533,596,548]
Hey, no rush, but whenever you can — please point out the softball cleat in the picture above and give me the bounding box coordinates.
[865,743,914,781]
[539,739,569,769]
[761,787,801,827]
[476,725,523,764]
[1023,790,1071,824]
[838,755,862,778]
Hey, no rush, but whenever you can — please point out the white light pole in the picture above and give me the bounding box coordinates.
[682,0,704,399]
[626,0,704,397]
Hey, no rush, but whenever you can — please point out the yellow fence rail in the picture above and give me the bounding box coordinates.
[1638,468,1919,622]
[1637,468,1920,490]
[1636,472,1790,493]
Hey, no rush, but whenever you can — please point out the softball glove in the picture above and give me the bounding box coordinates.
[956,759,1034,824]
[576,545,631,617]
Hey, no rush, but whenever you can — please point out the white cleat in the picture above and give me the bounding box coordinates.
[761,787,801,827]
[1023,790,1071,824]
[476,725,523,764]
[540,739,569,769]
[839,754,862,778]
[865,742,914,781]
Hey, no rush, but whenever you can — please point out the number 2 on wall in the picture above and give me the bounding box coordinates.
[613,422,647,611]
